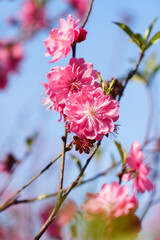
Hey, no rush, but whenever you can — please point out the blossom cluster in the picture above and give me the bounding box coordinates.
[43,15,119,142]
[41,10,155,240]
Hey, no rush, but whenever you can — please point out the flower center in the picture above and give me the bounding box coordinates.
[70,78,81,92]
[131,169,138,179]
[87,105,97,119]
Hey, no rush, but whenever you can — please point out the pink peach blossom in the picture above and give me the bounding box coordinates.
[123,140,154,194]
[64,87,119,140]
[64,0,88,18]
[81,182,137,221]
[44,14,87,63]
[43,57,98,115]
[20,0,47,30]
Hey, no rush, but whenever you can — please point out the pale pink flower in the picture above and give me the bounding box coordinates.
[81,182,137,221]
[64,0,88,18]
[20,0,47,30]
[123,140,154,194]
[40,200,77,238]
[43,57,98,116]
[44,14,87,63]
[56,200,78,226]
[64,87,119,140]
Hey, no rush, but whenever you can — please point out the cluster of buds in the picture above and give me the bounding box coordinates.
[73,135,96,154]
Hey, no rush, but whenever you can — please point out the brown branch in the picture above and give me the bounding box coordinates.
[0,142,72,212]
[81,0,94,28]
[118,52,144,102]
[2,161,120,208]
[33,140,101,240]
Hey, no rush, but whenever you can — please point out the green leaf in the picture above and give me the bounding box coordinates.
[132,72,148,84]
[96,73,106,93]
[114,140,126,164]
[144,18,157,42]
[95,149,102,162]
[135,33,145,48]
[26,132,38,149]
[105,78,116,95]
[113,22,144,49]
[151,64,160,76]
[146,32,160,49]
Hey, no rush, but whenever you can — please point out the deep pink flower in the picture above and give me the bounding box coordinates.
[123,141,154,194]
[64,87,119,140]
[43,57,98,115]
[44,14,87,63]
[64,0,88,18]
[0,69,8,90]
[81,182,137,221]
[20,0,47,30]
[0,154,18,174]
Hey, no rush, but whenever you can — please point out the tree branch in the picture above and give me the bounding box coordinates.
[118,52,144,101]
[0,142,72,212]
[33,140,101,240]
[81,0,94,28]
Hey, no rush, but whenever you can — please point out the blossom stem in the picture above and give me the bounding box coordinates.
[58,128,68,200]
[72,44,76,58]
[33,140,101,240]
[0,142,72,212]
[63,140,101,197]
[81,0,94,28]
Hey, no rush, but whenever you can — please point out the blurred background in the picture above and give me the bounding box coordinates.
[0,0,160,239]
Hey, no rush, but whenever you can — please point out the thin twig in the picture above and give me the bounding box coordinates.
[118,52,144,102]
[10,161,119,207]
[34,140,101,240]
[0,150,31,197]
[64,140,101,197]
[0,142,72,212]
[81,0,94,28]
[58,128,68,200]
